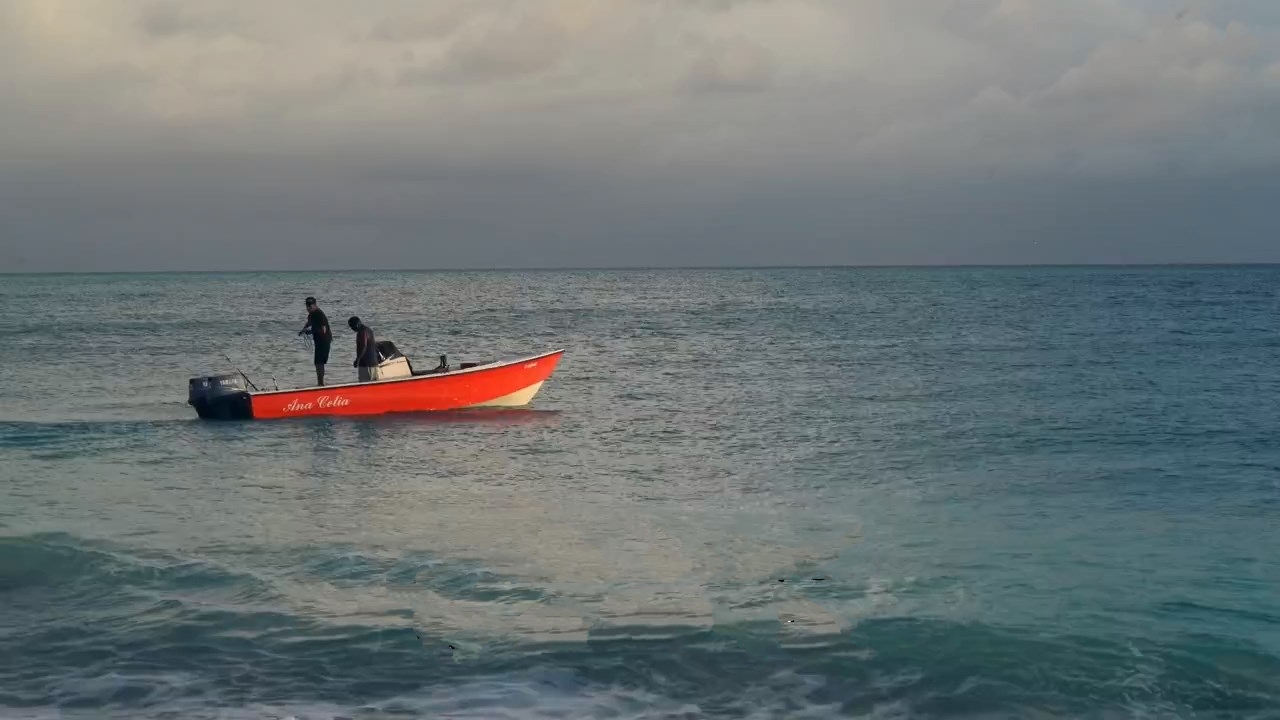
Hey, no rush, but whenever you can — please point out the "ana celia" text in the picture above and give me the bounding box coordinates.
[282,395,351,412]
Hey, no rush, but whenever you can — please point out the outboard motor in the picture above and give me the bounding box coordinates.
[188,374,253,420]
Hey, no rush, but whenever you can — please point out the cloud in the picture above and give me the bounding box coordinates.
[138,2,242,39]
[684,38,776,93]
[850,16,1280,178]
[402,6,575,85]
[1,0,1280,269]
[368,5,473,43]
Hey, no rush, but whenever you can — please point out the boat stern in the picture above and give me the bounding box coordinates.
[188,374,254,420]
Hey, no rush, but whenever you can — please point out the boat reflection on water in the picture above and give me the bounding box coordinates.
[289,408,564,458]
[360,407,564,426]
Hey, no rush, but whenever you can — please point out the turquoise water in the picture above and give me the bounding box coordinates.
[1,267,1279,718]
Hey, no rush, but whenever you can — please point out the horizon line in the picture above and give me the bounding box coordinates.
[4,261,1280,275]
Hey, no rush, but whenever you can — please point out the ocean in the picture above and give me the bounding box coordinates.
[1,267,1278,719]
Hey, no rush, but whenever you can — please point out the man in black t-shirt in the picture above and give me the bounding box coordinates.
[299,296,332,385]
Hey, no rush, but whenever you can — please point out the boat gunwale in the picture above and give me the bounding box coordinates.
[247,348,565,398]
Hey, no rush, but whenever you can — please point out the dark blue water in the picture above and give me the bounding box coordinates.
[1,267,1279,719]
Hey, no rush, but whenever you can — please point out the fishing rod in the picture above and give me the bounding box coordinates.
[222,353,261,392]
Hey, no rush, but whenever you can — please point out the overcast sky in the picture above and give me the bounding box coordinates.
[2,0,1279,271]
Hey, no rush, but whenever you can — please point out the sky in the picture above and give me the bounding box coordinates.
[2,0,1279,271]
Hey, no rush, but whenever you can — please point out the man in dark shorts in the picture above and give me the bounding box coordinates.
[347,316,379,382]
[299,297,332,385]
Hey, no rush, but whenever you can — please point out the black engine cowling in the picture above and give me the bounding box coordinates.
[188,374,253,420]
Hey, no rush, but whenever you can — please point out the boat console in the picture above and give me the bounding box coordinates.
[376,341,479,376]
[374,341,414,379]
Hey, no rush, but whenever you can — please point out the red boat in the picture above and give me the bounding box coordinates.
[188,342,564,420]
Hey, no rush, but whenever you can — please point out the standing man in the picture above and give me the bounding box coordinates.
[299,296,332,386]
[348,316,379,382]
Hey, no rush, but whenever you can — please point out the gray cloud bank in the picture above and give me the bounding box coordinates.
[2,0,1279,271]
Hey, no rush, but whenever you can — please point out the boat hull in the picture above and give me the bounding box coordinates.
[195,350,563,421]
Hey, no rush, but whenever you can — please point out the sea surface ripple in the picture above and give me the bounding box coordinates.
[1,267,1279,718]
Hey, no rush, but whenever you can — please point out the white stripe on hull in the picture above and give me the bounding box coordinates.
[464,381,545,408]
